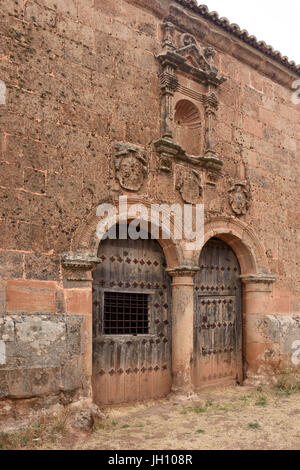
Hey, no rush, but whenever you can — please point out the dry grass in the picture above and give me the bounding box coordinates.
[0,410,69,450]
[2,378,300,450]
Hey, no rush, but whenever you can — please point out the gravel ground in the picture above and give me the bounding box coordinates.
[2,383,300,450]
[57,384,300,450]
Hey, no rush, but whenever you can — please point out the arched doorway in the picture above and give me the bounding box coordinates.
[193,238,243,389]
[92,225,172,405]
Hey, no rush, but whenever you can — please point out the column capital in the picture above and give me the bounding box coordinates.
[166,265,200,278]
[60,252,102,270]
[240,273,276,284]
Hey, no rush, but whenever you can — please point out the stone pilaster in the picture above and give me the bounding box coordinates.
[60,252,102,395]
[241,273,276,382]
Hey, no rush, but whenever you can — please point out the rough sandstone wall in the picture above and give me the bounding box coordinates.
[0,0,299,413]
[215,55,300,315]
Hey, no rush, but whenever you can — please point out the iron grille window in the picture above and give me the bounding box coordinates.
[103,292,149,335]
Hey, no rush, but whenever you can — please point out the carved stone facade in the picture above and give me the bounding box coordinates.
[152,15,230,208]
[0,0,299,428]
[154,20,225,178]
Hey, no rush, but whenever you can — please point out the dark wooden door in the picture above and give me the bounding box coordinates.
[92,232,172,405]
[193,238,243,388]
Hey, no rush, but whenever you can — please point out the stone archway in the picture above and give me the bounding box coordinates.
[71,196,184,270]
[202,217,276,384]
[203,216,270,275]
[61,197,186,401]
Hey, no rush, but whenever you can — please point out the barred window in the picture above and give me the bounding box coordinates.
[103,292,149,335]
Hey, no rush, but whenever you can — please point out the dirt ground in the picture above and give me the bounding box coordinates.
[1,382,300,450]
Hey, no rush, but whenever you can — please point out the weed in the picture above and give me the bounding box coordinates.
[274,375,300,397]
[94,423,105,431]
[255,396,267,407]
[186,401,214,414]
[239,395,250,403]
[248,422,261,430]
[206,400,214,408]
[187,405,206,414]
[196,429,205,434]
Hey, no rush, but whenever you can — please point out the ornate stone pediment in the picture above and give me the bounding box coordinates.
[157,29,226,87]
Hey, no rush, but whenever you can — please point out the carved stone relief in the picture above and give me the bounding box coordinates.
[206,171,220,187]
[175,167,203,204]
[114,143,148,192]
[228,182,251,216]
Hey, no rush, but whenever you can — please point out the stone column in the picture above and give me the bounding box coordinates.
[167,266,199,393]
[160,64,178,139]
[240,273,276,381]
[204,91,218,157]
[159,21,177,139]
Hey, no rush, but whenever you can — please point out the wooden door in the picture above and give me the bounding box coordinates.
[194,238,243,388]
[92,230,172,405]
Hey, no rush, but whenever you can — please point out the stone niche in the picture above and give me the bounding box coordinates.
[174,99,203,156]
[153,17,227,180]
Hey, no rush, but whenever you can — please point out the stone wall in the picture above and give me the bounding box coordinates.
[0,313,83,429]
[0,0,299,418]
[0,314,82,398]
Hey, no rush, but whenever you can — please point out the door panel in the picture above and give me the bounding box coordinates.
[92,235,172,405]
[194,238,242,389]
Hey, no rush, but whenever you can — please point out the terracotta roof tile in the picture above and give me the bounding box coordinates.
[174,0,300,76]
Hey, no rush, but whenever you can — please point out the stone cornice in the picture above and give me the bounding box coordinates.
[124,1,300,82]
[172,1,300,79]
[167,4,299,89]
[153,137,224,171]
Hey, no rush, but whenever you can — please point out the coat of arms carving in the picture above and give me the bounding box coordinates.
[114,142,148,192]
[176,168,202,204]
[228,182,251,216]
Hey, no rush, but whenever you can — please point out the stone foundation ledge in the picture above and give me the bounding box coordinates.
[0,395,104,434]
